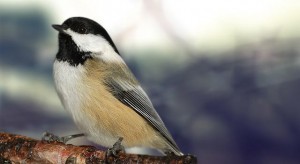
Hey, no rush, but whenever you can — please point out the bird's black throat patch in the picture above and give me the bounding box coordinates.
[56,33,92,66]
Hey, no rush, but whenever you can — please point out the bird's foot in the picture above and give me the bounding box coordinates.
[42,132,84,143]
[106,137,125,157]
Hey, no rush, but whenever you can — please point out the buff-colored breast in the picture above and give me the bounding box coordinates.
[80,59,166,149]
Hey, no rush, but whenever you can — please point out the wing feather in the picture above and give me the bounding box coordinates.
[104,78,180,151]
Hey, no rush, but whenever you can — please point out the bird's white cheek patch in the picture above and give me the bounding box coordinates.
[65,29,107,53]
[64,29,124,64]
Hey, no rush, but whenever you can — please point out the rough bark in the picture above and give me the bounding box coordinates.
[0,132,197,164]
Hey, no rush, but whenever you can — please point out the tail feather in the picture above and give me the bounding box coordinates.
[165,141,184,156]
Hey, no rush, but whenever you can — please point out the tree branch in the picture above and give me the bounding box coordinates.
[0,132,197,163]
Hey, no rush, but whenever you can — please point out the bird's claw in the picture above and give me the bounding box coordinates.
[42,132,63,142]
[106,137,125,157]
[42,132,84,143]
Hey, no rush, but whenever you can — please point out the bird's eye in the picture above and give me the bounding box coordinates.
[78,27,87,34]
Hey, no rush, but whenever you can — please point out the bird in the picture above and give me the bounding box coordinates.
[51,17,183,156]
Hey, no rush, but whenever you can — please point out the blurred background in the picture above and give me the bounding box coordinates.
[1,0,300,163]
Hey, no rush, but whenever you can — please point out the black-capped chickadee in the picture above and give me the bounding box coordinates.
[52,17,183,156]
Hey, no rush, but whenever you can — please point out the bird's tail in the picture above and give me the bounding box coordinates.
[164,141,184,156]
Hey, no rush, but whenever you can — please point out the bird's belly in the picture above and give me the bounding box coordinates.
[53,61,163,148]
[79,81,162,148]
[53,61,92,136]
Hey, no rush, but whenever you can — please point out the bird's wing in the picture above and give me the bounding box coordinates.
[104,78,180,151]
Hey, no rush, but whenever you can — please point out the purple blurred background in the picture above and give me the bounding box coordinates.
[1,1,300,164]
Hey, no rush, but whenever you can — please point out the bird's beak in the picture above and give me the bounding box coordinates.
[52,24,67,34]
